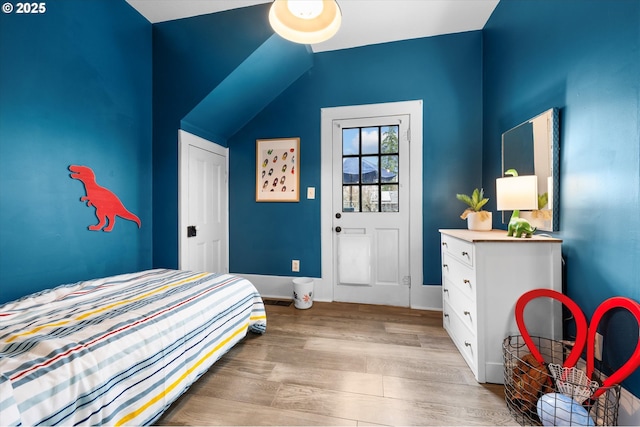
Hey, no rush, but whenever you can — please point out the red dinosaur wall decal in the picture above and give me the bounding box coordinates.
[69,165,141,232]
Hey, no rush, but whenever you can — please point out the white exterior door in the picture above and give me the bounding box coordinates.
[332,115,411,306]
[179,130,228,273]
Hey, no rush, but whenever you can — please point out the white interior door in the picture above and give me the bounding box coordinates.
[332,116,410,306]
[179,130,228,273]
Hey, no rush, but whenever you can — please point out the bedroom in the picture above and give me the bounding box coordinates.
[1,0,639,425]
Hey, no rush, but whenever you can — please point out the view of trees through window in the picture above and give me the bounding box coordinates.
[342,125,399,212]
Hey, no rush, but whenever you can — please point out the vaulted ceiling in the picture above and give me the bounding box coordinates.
[126,0,499,52]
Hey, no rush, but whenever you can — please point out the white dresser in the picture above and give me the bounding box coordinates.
[439,229,563,384]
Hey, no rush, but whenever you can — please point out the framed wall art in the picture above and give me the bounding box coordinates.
[256,137,300,202]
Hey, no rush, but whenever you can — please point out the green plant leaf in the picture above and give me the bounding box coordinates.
[456,188,489,212]
[476,198,489,210]
[456,193,474,207]
[538,192,548,210]
[471,188,480,205]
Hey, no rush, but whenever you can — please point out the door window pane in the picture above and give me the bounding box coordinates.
[342,125,400,212]
[361,156,379,184]
[361,185,379,212]
[342,185,359,211]
[381,155,398,183]
[381,184,399,212]
[343,158,360,184]
[381,125,399,154]
[342,128,359,155]
[361,127,379,155]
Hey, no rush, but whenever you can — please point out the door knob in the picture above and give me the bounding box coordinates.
[335,213,341,219]
[335,226,342,233]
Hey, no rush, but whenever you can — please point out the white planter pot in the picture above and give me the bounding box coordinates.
[467,211,492,231]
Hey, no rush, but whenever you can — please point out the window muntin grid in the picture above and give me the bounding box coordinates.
[342,125,399,212]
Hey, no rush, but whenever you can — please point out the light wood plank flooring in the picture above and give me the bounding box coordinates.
[156,301,518,426]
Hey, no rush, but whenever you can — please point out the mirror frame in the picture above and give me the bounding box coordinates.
[501,108,560,231]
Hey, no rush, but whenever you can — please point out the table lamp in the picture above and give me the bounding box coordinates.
[496,169,538,237]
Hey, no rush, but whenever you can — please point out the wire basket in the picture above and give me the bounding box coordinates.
[503,335,621,426]
[547,364,600,403]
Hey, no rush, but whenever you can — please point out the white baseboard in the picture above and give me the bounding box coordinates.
[411,283,443,311]
[235,273,331,302]
[238,273,444,309]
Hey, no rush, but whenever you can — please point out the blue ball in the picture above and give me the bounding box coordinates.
[537,393,595,426]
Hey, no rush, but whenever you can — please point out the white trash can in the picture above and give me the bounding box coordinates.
[293,277,314,309]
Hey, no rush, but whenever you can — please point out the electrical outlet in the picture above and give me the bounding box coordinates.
[594,332,603,361]
[292,260,300,272]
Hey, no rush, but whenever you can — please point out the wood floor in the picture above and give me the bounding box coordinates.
[156,301,518,426]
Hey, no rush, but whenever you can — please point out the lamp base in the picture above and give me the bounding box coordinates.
[507,210,536,238]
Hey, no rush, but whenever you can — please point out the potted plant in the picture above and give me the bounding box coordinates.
[456,188,492,231]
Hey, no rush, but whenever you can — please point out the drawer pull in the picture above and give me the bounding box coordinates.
[463,279,471,286]
[443,288,449,293]
[442,242,448,247]
[464,310,471,317]
[442,264,448,269]
[461,251,469,257]
[464,341,472,347]
[444,313,449,318]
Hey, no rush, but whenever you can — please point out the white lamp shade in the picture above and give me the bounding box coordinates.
[269,0,342,44]
[496,175,538,211]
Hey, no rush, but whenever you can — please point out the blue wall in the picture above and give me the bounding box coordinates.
[0,0,152,303]
[3,0,637,399]
[181,34,314,144]
[483,0,640,395]
[151,4,483,284]
[152,4,274,268]
[228,33,483,281]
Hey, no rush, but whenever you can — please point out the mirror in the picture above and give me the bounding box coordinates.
[501,108,559,231]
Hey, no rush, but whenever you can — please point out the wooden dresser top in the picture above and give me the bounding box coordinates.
[439,229,562,243]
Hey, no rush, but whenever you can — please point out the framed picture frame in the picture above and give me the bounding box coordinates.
[256,137,300,202]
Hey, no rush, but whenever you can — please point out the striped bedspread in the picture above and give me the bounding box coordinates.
[0,269,266,426]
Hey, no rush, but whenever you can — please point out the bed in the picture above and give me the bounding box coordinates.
[0,269,266,426]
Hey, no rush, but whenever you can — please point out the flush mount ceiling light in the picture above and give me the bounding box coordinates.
[269,0,342,44]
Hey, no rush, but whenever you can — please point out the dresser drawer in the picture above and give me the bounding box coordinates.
[441,234,474,267]
[442,277,477,333]
[440,229,563,384]
[443,300,478,375]
[441,253,476,301]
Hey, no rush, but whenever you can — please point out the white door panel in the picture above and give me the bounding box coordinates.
[332,115,410,307]
[179,130,228,274]
[187,144,226,272]
[376,228,400,284]
[337,234,371,284]
[320,101,424,309]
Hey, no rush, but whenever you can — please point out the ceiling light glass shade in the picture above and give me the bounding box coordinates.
[269,0,342,44]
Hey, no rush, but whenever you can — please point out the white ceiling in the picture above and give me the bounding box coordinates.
[125,0,499,52]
